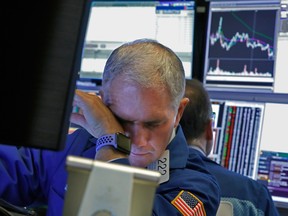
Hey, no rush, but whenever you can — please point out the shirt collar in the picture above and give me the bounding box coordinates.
[189,146,206,157]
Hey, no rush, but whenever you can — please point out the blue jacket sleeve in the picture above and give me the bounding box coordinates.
[0,145,51,205]
[0,129,95,207]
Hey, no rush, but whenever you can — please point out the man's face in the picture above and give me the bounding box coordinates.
[102,78,181,167]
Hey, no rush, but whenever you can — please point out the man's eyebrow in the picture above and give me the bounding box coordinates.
[144,119,163,124]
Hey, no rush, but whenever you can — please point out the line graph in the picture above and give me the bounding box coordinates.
[210,16,274,59]
[208,59,273,77]
[205,8,278,89]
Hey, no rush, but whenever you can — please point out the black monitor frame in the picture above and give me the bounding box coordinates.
[1,0,91,150]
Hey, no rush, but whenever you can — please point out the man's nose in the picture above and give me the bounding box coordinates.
[128,125,150,147]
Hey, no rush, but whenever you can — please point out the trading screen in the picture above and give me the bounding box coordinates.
[203,0,286,93]
[210,97,288,208]
[79,0,195,82]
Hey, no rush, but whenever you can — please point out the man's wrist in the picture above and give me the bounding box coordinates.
[95,146,128,161]
[96,132,131,154]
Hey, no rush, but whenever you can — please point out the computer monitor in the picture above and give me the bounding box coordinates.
[209,98,265,179]
[63,156,161,216]
[79,0,196,85]
[257,150,288,208]
[204,0,288,209]
[203,0,287,93]
[1,0,91,150]
[209,92,288,207]
[274,0,288,93]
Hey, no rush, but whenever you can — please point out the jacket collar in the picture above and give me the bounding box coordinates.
[167,126,189,169]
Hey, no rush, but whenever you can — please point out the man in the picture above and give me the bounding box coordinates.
[0,39,220,215]
[180,79,280,216]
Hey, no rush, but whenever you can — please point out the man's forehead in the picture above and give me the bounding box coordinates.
[106,90,173,121]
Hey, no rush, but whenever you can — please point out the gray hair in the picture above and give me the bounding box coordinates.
[101,38,186,109]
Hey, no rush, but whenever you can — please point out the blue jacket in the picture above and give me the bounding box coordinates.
[189,148,279,216]
[0,127,220,215]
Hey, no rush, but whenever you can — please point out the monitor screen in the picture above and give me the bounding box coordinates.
[209,92,288,207]
[274,0,288,93]
[203,0,288,93]
[257,150,288,208]
[209,99,265,179]
[1,0,90,150]
[79,0,196,82]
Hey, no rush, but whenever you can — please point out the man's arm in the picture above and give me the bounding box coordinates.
[71,90,128,162]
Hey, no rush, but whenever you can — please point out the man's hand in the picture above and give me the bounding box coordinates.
[71,90,124,137]
[70,90,128,161]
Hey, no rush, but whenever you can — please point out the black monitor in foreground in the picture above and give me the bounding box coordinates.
[1,0,90,150]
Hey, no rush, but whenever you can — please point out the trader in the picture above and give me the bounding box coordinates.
[0,39,220,215]
[180,79,279,216]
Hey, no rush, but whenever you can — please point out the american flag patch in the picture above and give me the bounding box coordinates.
[171,190,206,216]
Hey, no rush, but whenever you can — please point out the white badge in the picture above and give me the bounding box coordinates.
[147,150,169,184]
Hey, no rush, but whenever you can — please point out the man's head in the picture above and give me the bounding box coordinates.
[101,38,186,110]
[100,39,189,167]
[180,79,213,156]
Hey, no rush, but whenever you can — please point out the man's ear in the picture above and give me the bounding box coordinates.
[174,97,189,128]
[206,120,213,140]
[205,120,214,155]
